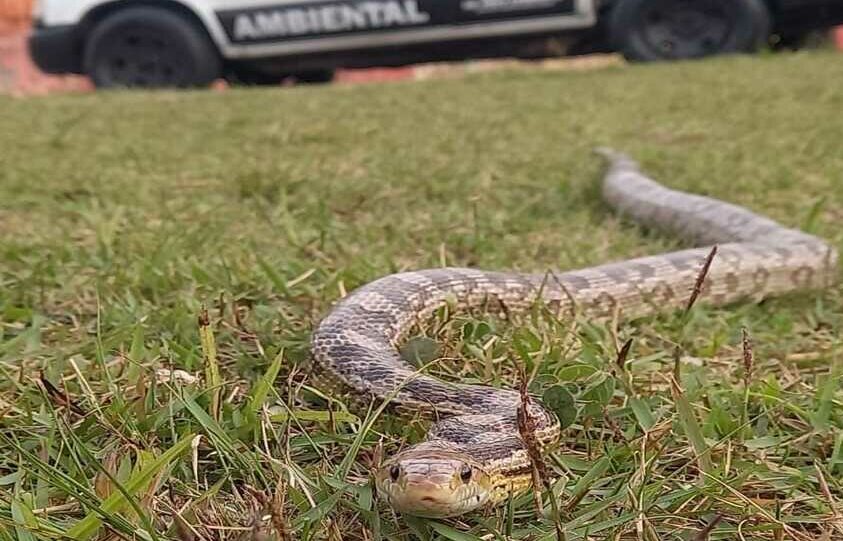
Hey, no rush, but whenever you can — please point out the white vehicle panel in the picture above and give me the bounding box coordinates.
[39,0,597,61]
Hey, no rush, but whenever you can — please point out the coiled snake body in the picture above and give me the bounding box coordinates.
[310,150,837,517]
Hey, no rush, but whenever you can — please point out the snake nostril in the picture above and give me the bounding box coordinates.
[389,464,401,482]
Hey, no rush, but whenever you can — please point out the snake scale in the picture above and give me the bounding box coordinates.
[310,149,838,517]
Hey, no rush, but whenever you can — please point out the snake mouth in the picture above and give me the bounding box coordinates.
[381,477,470,517]
[380,484,486,518]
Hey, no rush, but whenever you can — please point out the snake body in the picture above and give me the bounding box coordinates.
[310,150,837,517]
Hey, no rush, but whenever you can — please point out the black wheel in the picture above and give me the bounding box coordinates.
[609,0,772,62]
[83,7,221,89]
[293,69,336,84]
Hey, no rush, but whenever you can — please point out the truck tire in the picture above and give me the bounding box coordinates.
[83,7,221,88]
[609,0,772,62]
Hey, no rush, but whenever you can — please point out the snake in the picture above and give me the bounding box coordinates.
[309,149,838,518]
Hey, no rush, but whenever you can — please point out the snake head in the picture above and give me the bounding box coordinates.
[375,449,493,518]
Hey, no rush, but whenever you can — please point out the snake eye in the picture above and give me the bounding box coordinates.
[459,464,472,483]
[389,464,401,482]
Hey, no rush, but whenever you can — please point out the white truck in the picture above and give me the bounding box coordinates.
[28,0,843,88]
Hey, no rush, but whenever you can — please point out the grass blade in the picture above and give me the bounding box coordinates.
[248,349,285,417]
[67,432,195,540]
[671,377,713,477]
[428,522,484,541]
[198,307,221,421]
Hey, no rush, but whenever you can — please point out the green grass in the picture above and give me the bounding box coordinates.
[2,51,843,540]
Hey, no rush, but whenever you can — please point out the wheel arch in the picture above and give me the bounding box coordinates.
[78,0,220,54]
[598,0,780,21]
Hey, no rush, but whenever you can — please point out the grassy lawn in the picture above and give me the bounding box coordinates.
[2,51,843,540]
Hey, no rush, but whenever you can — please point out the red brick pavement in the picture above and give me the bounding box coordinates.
[0,21,93,95]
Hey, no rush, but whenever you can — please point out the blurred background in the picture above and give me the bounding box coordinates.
[3,0,843,95]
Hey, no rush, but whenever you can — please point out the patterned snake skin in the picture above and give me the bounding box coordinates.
[310,149,838,517]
